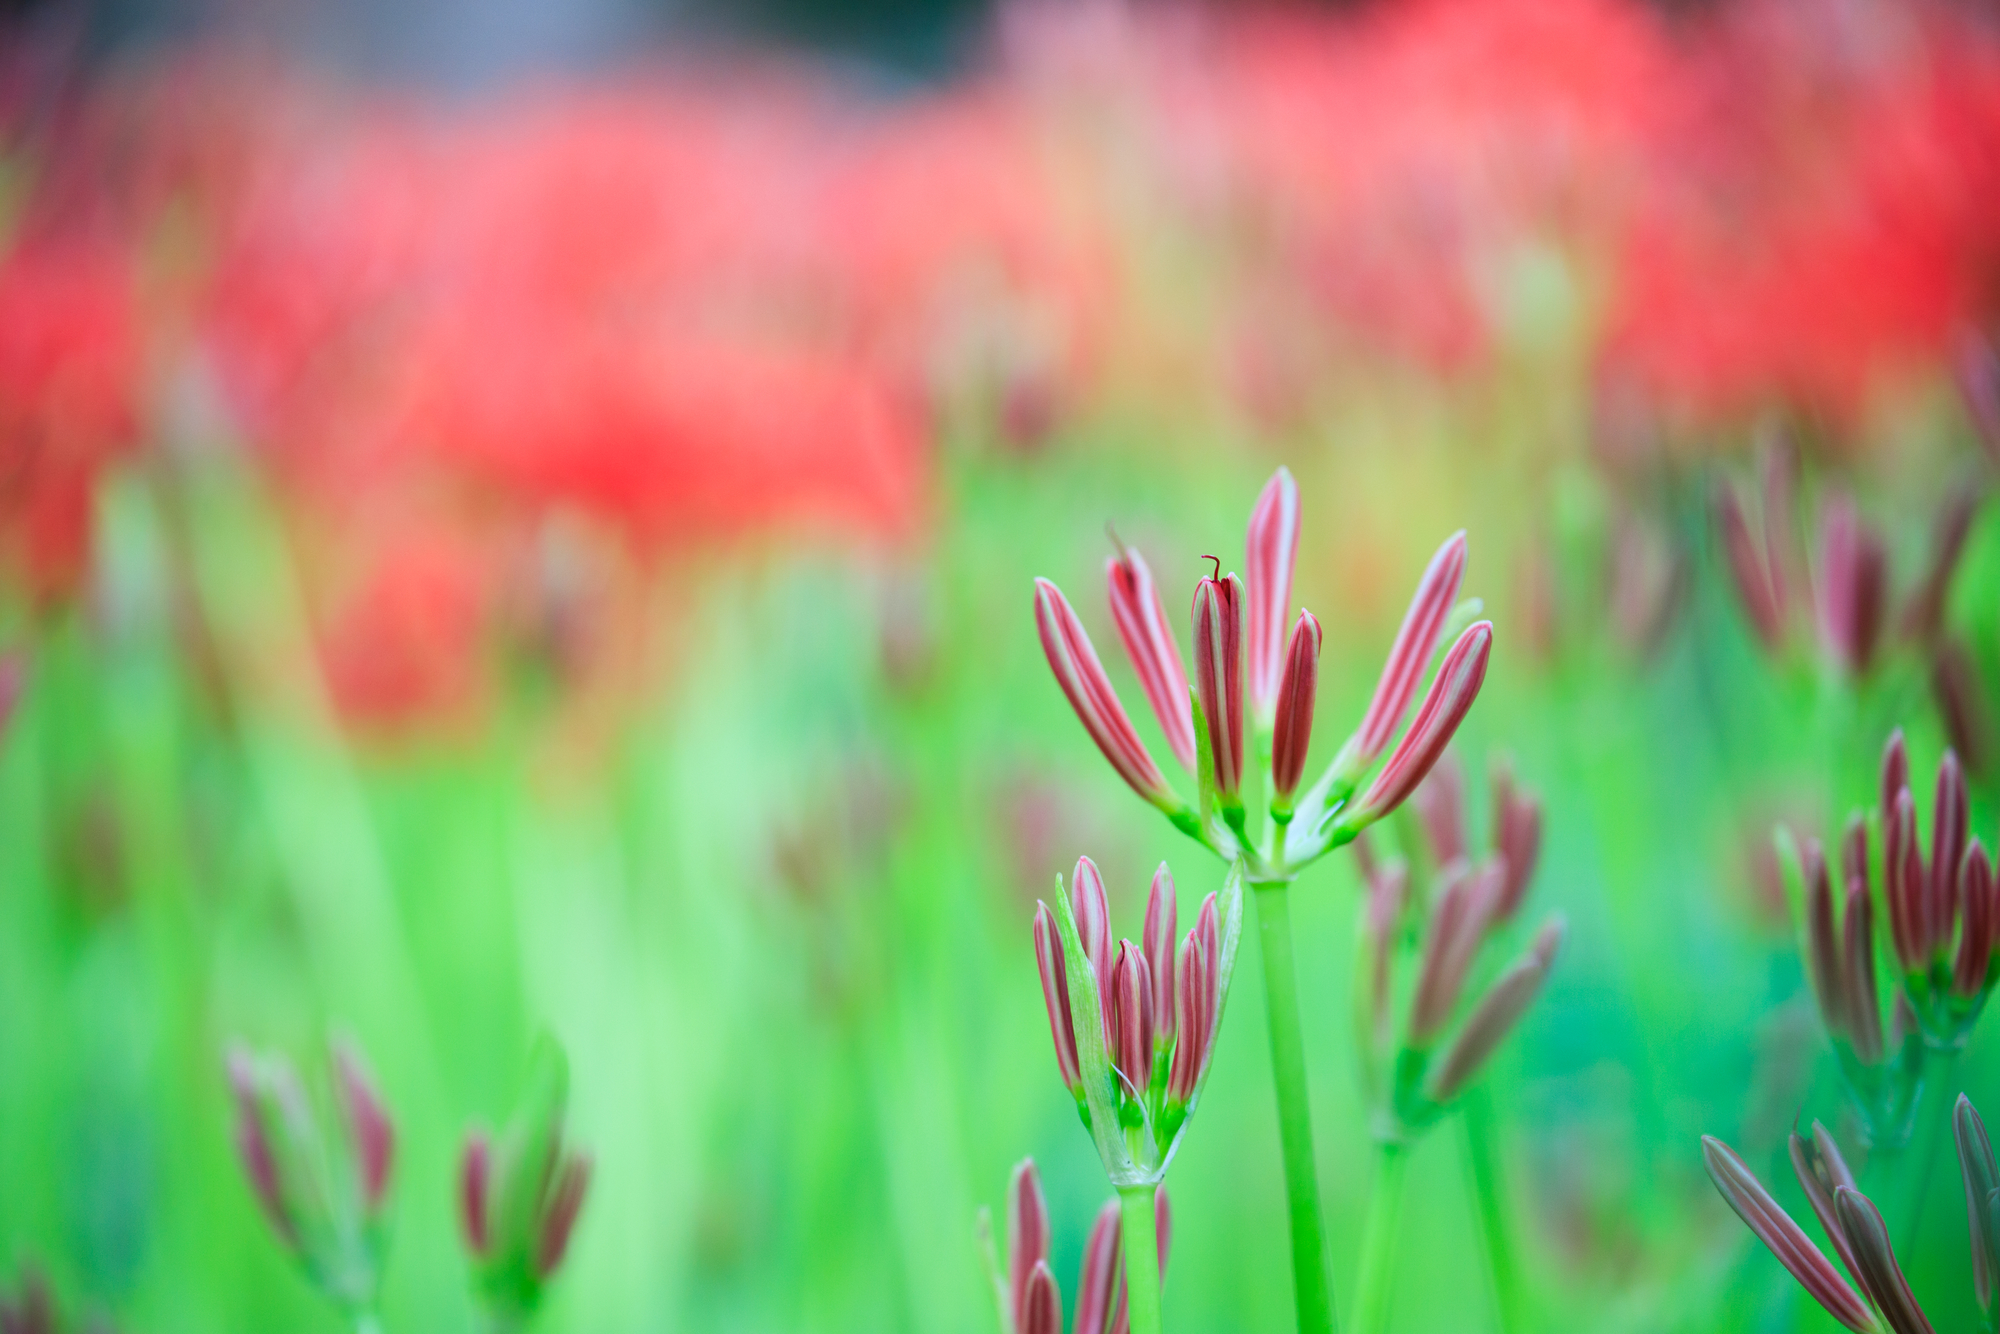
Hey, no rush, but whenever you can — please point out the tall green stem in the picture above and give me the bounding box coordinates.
[1353,1142,1410,1334]
[1120,1184,1165,1334]
[1251,881,1339,1334]
[1460,1085,1521,1333]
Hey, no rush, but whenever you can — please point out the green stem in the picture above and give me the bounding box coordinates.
[1460,1085,1521,1334]
[1119,1184,1165,1334]
[1252,882,1340,1334]
[1354,1141,1410,1334]
[352,1313,386,1334]
[1898,1045,1961,1246]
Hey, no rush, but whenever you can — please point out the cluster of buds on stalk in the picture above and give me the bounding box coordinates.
[225,1038,395,1319]
[1779,729,1999,1145]
[1703,1117,1937,1334]
[977,1160,1171,1334]
[1352,755,1565,1141]
[1033,856,1241,1185]
[458,1038,592,1332]
[1034,467,1493,878]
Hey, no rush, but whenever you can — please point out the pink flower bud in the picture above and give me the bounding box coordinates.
[1932,751,1970,960]
[1073,855,1114,995]
[1076,1201,1121,1334]
[1413,750,1467,869]
[1107,543,1197,773]
[1110,941,1156,1093]
[1270,611,1321,809]
[1019,1261,1061,1334]
[1701,1137,1876,1333]
[1007,1159,1051,1327]
[1142,863,1177,1047]
[227,1049,295,1247]
[1035,578,1180,812]
[1490,759,1542,922]
[1353,622,1493,827]
[1429,915,1563,1101]
[1833,1186,1930,1334]
[535,1152,590,1278]
[1843,872,1885,1065]
[1815,495,1887,677]
[1955,1095,1998,1309]
[1887,789,1924,975]
[1246,467,1302,722]
[1716,481,1785,650]
[1167,893,1221,1105]
[459,1133,492,1256]
[1957,841,1994,998]
[1788,1124,1867,1304]
[1408,860,1503,1044]
[332,1040,394,1214]
[1881,729,1910,823]
[1801,838,1845,1039]
[1191,568,1247,810]
[1354,532,1467,763]
[1033,903,1083,1093]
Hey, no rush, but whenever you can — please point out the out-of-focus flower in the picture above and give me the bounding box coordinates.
[978,1158,1170,1334]
[458,1038,592,1325]
[0,1266,56,1334]
[1035,857,1240,1186]
[225,1037,394,1317]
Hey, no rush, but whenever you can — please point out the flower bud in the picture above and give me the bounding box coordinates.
[1932,751,1969,961]
[1933,640,1988,776]
[1881,728,1910,823]
[1033,903,1083,1093]
[1073,856,1114,995]
[1701,1137,1876,1333]
[1955,1094,1999,1312]
[1886,789,1923,975]
[1191,567,1247,815]
[1350,622,1493,830]
[1110,941,1156,1093]
[1413,750,1467,869]
[1958,841,1994,998]
[1490,759,1542,922]
[227,1048,294,1245]
[1246,467,1302,724]
[1408,860,1502,1044]
[1142,864,1177,1047]
[1716,481,1784,650]
[1789,1122,1866,1298]
[459,1133,492,1256]
[1428,916,1563,1101]
[1007,1159,1050,1327]
[536,1154,591,1278]
[1018,1261,1061,1334]
[1035,578,1181,813]
[1901,486,1980,645]
[1107,543,1197,773]
[1815,495,1887,677]
[1076,1200,1121,1334]
[1833,1185,1928,1333]
[1167,894,1221,1105]
[1353,532,1467,765]
[332,1039,394,1214]
[1844,873,1885,1065]
[1270,611,1321,813]
[1802,837,1845,1038]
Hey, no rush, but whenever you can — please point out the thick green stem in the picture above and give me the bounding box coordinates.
[1354,1141,1410,1334]
[1120,1184,1165,1334]
[1252,882,1340,1334]
[1460,1085,1521,1334]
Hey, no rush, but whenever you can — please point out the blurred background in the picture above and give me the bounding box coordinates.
[5,0,2000,1329]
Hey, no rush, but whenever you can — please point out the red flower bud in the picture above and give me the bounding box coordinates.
[1270,611,1321,809]
[1073,855,1114,995]
[459,1133,492,1257]
[1191,568,1247,810]
[1035,578,1180,812]
[1887,789,1923,975]
[1110,941,1156,1094]
[1815,495,1887,677]
[1354,622,1493,827]
[1019,1261,1061,1334]
[1246,467,1302,723]
[1408,860,1503,1044]
[1167,893,1221,1105]
[1354,532,1467,764]
[1033,904,1082,1093]
[1076,1201,1122,1334]
[227,1048,295,1246]
[535,1152,590,1279]
[1007,1159,1050,1327]
[1932,751,1970,961]
[1702,1137,1876,1333]
[1957,841,1994,998]
[1142,863,1177,1047]
[1107,543,1197,773]
[332,1040,394,1214]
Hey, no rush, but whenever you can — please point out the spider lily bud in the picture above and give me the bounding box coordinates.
[459,1038,592,1324]
[1789,1122,1867,1296]
[1108,543,1197,773]
[1340,622,1493,835]
[225,1039,393,1314]
[1074,856,1114,994]
[1957,842,1994,997]
[1408,860,1503,1046]
[1349,532,1468,771]
[1077,1200,1121,1334]
[1269,611,1321,818]
[1413,751,1467,869]
[1490,759,1543,922]
[1034,903,1083,1095]
[1815,495,1888,678]
[1428,916,1564,1101]
[1955,1094,2000,1313]
[1802,838,1845,1036]
[1192,567,1247,822]
[1246,467,1302,726]
[1006,1160,1051,1329]
[1035,578,1188,820]
[1019,1262,1061,1334]
[1142,864,1177,1047]
[1882,729,1911,822]
[1701,1136,1878,1333]
[1716,480,1786,650]
[1833,1187,1930,1334]
[1843,859,1886,1066]
[1110,941,1157,1095]
[1930,752,1969,960]
[1886,789,1923,975]
[1167,894,1221,1105]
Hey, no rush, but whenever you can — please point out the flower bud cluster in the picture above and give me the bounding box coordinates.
[225,1037,395,1318]
[1034,857,1241,1184]
[1034,468,1492,876]
[1352,756,1564,1141]
[978,1159,1171,1334]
